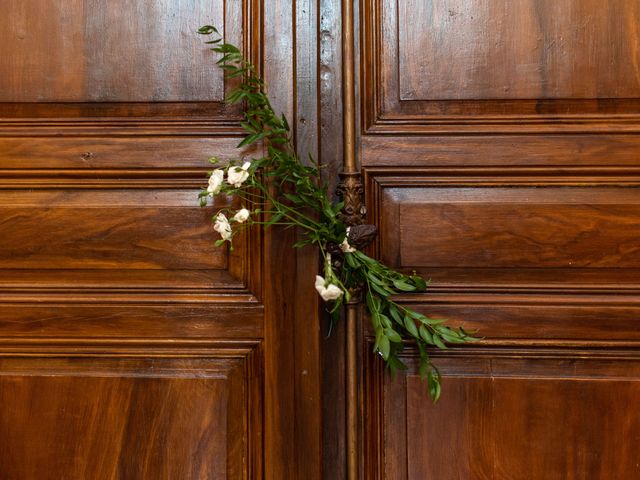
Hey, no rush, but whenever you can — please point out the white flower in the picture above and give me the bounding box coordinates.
[314,275,343,302]
[227,161,251,188]
[213,213,232,241]
[233,208,250,223]
[207,169,224,196]
[340,238,356,253]
[322,284,343,302]
[340,227,357,253]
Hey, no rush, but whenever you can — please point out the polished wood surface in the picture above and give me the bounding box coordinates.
[0,190,227,270]
[319,1,349,478]
[0,0,226,102]
[358,0,640,478]
[0,1,323,478]
[0,355,258,479]
[5,0,638,477]
[398,0,640,100]
[372,353,640,479]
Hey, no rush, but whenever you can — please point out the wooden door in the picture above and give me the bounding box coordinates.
[0,1,323,479]
[355,0,640,478]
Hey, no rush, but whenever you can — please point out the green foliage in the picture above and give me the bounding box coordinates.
[197,25,477,401]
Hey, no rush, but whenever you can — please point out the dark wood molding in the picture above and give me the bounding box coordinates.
[361,0,640,135]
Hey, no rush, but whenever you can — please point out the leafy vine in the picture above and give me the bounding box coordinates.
[197,25,476,401]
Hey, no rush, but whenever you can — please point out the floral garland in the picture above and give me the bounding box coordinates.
[197,25,476,401]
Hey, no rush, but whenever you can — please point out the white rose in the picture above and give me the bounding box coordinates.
[340,238,356,253]
[227,161,251,188]
[340,227,357,253]
[207,169,224,196]
[323,284,343,301]
[233,208,250,223]
[213,213,232,241]
[314,275,343,302]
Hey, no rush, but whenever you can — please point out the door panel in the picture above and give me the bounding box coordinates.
[365,0,640,128]
[0,0,227,103]
[0,190,230,270]
[0,1,273,478]
[397,0,640,101]
[372,356,640,479]
[360,0,640,478]
[0,355,259,479]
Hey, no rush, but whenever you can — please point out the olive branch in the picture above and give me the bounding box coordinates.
[197,25,477,401]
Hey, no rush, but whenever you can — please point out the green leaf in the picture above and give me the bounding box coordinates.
[238,130,270,148]
[427,318,448,325]
[355,251,377,265]
[410,275,428,291]
[280,113,290,131]
[392,279,416,292]
[370,312,382,330]
[387,356,408,378]
[197,25,218,35]
[388,304,403,325]
[218,43,241,54]
[427,368,442,403]
[365,291,377,314]
[344,252,358,269]
[419,325,434,345]
[403,315,419,338]
[409,310,447,326]
[419,360,428,380]
[369,281,391,298]
[368,291,381,312]
[265,211,285,226]
[385,328,403,343]
[367,273,387,287]
[432,335,447,350]
[376,335,390,360]
[440,330,467,344]
[239,121,257,134]
[379,314,392,329]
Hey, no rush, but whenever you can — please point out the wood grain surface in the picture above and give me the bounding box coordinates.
[0,0,324,478]
[399,0,640,100]
[0,356,255,480]
[359,0,640,478]
[0,0,226,102]
[373,354,640,479]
